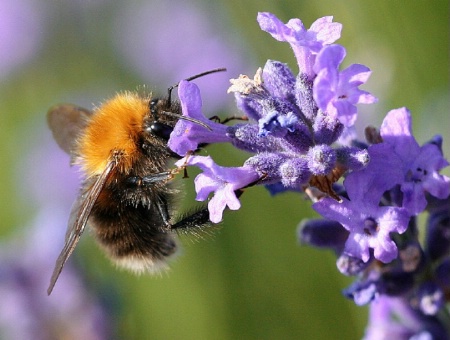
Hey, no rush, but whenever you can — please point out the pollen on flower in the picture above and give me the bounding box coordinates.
[228,68,264,94]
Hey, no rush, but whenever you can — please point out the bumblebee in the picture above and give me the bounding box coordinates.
[46,69,224,295]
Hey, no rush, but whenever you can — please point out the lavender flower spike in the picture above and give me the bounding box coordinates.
[176,155,260,223]
[379,107,450,215]
[168,80,231,156]
[313,45,377,127]
[257,12,342,78]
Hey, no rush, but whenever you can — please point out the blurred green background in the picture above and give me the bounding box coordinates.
[0,0,448,339]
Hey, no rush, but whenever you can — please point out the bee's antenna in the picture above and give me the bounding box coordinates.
[161,111,212,131]
[167,68,227,107]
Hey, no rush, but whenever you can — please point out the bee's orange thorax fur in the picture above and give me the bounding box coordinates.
[77,92,148,176]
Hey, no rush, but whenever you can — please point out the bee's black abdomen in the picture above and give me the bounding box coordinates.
[90,182,178,272]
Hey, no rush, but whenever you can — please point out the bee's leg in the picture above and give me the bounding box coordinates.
[135,172,175,231]
[125,172,176,231]
[171,205,211,230]
[125,172,173,187]
[154,194,172,231]
[141,171,173,185]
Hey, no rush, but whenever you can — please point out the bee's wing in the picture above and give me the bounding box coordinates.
[47,104,92,156]
[47,160,117,295]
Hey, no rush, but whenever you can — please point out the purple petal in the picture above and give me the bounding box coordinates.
[257,12,296,42]
[401,182,428,215]
[425,173,450,199]
[168,80,231,156]
[313,45,377,126]
[351,89,378,105]
[312,68,336,111]
[314,196,409,263]
[208,186,241,223]
[371,233,398,263]
[344,143,403,203]
[332,100,358,126]
[376,206,410,234]
[313,197,357,229]
[345,232,370,262]
[380,107,418,156]
[309,16,342,45]
[339,63,372,86]
[179,79,202,110]
[178,155,260,223]
[313,44,346,74]
[258,13,343,78]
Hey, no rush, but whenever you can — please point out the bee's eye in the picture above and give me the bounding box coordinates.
[149,122,173,140]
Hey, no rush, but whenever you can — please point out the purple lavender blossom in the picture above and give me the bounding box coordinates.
[378,108,450,215]
[313,195,410,263]
[257,13,342,78]
[175,155,259,223]
[168,80,231,156]
[313,45,377,127]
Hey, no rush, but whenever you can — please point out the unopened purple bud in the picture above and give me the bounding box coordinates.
[280,157,311,188]
[307,144,336,175]
[262,60,296,102]
[313,109,344,145]
[295,73,316,120]
[234,93,264,121]
[228,124,281,153]
[298,218,348,252]
[336,254,369,276]
[244,152,288,183]
[336,147,370,171]
[279,123,314,154]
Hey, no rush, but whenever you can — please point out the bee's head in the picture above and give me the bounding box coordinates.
[144,97,179,141]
